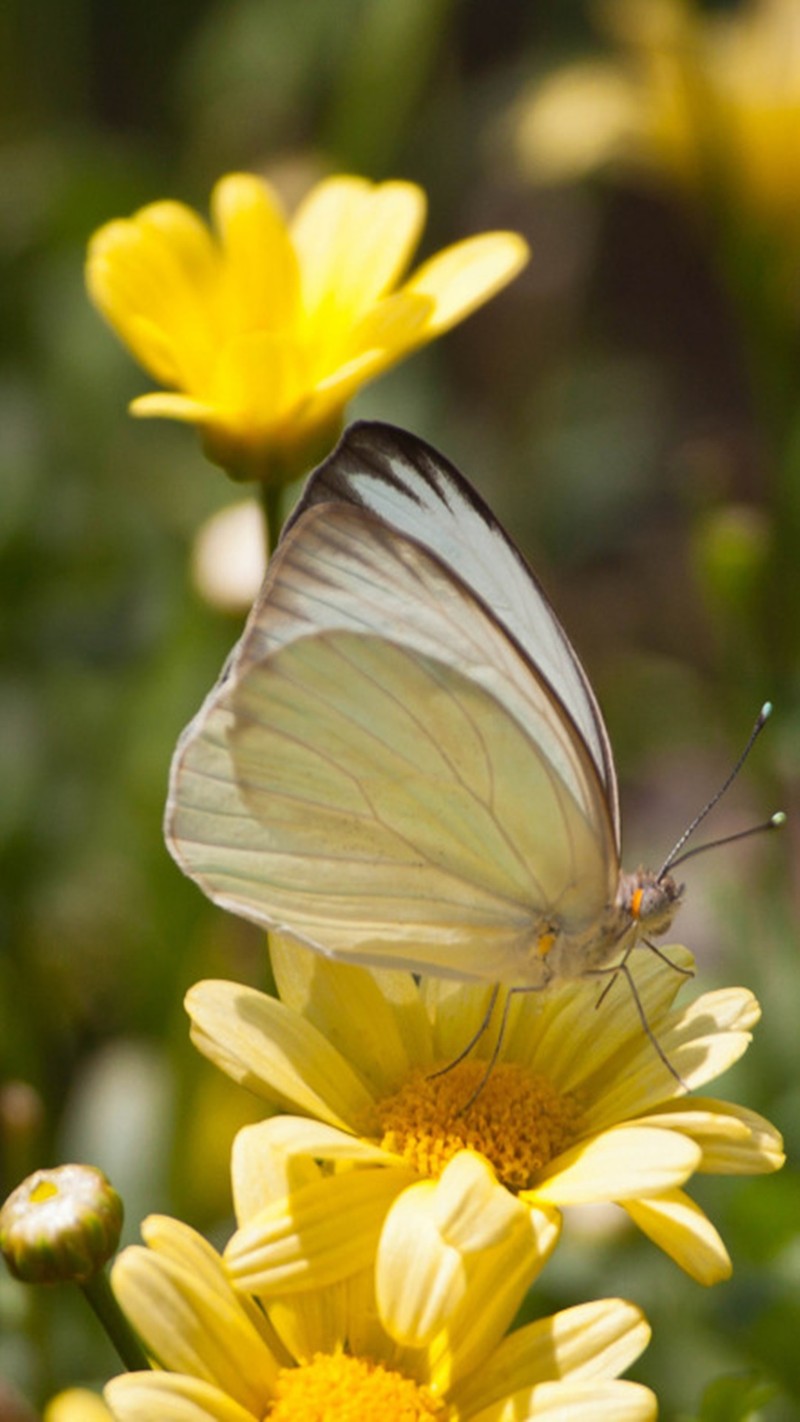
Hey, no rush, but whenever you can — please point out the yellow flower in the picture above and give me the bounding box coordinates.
[104,1209,657,1421]
[86,174,529,482]
[514,0,800,243]
[185,937,783,1334]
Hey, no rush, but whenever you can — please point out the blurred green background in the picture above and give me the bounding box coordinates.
[1,0,798,1417]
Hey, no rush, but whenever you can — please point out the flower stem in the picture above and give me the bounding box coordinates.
[261,481,284,559]
[81,1270,150,1372]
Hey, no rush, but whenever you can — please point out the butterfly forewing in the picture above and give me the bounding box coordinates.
[290,421,620,844]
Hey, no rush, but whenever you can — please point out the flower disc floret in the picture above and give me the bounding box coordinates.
[378,1060,581,1189]
[268,1352,445,1421]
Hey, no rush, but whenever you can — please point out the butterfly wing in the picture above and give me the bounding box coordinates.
[167,450,620,982]
[289,420,620,845]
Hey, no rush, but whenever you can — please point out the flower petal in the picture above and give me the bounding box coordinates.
[268,935,432,1094]
[105,1373,255,1422]
[400,231,529,337]
[583,981,758,1130]
[185,980,376,1131]
[213,333,306,428]
[377,1153,531,1346]
[530,1125,700,1205]
[421,978,503,1065]
[86,202,220,391]
[450,1299,651,1417]
[231,1116,401,1225]
[291,178,426,333]
[211,173,299,334]
[130,392,216,422]
[635,1099,785,1174]
[225,1164,413,1294]
[623,1189,732,1285]
[425,1203,560,1388]
[465,1378,656,1422]
[111,1229,278,1410]
[511,945,695,1095]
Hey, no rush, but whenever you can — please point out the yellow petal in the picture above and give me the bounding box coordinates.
[211,173,299,334]
[111,1237,278,1410]
[212,332,306,427]
[465,1378,657,1421]
[531,1125,700,1205]
[512,945,695,1095]
[377,1153,528,1346]
[291,178,426,331]
[634,1098,785,1174]
[268,935,432,1094]
[422,978,502,1065]
[449,1299,650,1417]
[105,1374,255,1422]
[130,392,216,421]
[185,980,376,1131]
[425,1204,560,1390]
[225,1165,413,1294]
[86,201,220,392]
[623,1189,732,1285]
[400,231,530,337]
[231,1116,399,1226]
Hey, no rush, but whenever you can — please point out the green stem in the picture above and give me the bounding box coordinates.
[260,481,284,559]
[81,1270,151,1372]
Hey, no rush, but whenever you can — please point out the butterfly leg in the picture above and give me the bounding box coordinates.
[428,983,502,1080]
[585,960,688,1089]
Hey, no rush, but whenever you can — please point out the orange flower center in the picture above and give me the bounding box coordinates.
[376,1060,580,1190]
[266,1351,446,1420]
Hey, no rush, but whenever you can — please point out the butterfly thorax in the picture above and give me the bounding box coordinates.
[521,867,683,988]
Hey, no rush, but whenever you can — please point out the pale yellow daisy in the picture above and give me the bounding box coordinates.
[185,936,783,1338]
[86,173,529,482]
[104,1204,656,1421]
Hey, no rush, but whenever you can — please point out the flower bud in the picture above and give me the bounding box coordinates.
[0,1164,123,1285]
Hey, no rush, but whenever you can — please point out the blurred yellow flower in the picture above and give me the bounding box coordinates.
[105,1211,656,1420]
[186,938,783,1330]
[86,174,529,482]
[515,0,800,243]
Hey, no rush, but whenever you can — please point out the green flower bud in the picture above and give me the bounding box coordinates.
[0,1164,123,1285]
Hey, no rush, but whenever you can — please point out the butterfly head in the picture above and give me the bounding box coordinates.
[618,868,684,938]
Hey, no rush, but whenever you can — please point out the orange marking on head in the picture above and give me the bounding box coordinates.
[631,887,644,920]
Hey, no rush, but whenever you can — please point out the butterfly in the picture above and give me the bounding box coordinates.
[165,420,684,990]
[164,426,687,995]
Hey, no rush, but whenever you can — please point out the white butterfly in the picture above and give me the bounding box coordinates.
[165,421,683,988]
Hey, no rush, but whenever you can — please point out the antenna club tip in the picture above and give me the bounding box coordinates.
[770,811,787,828]
[759,701,773,724]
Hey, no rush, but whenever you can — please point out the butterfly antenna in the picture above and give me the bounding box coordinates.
[667,812,786,872]
[657,702,775,881]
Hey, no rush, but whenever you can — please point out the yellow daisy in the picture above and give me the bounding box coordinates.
[104,1206,656,1421]
[185,937,783,1339]
[86,173,529,482]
